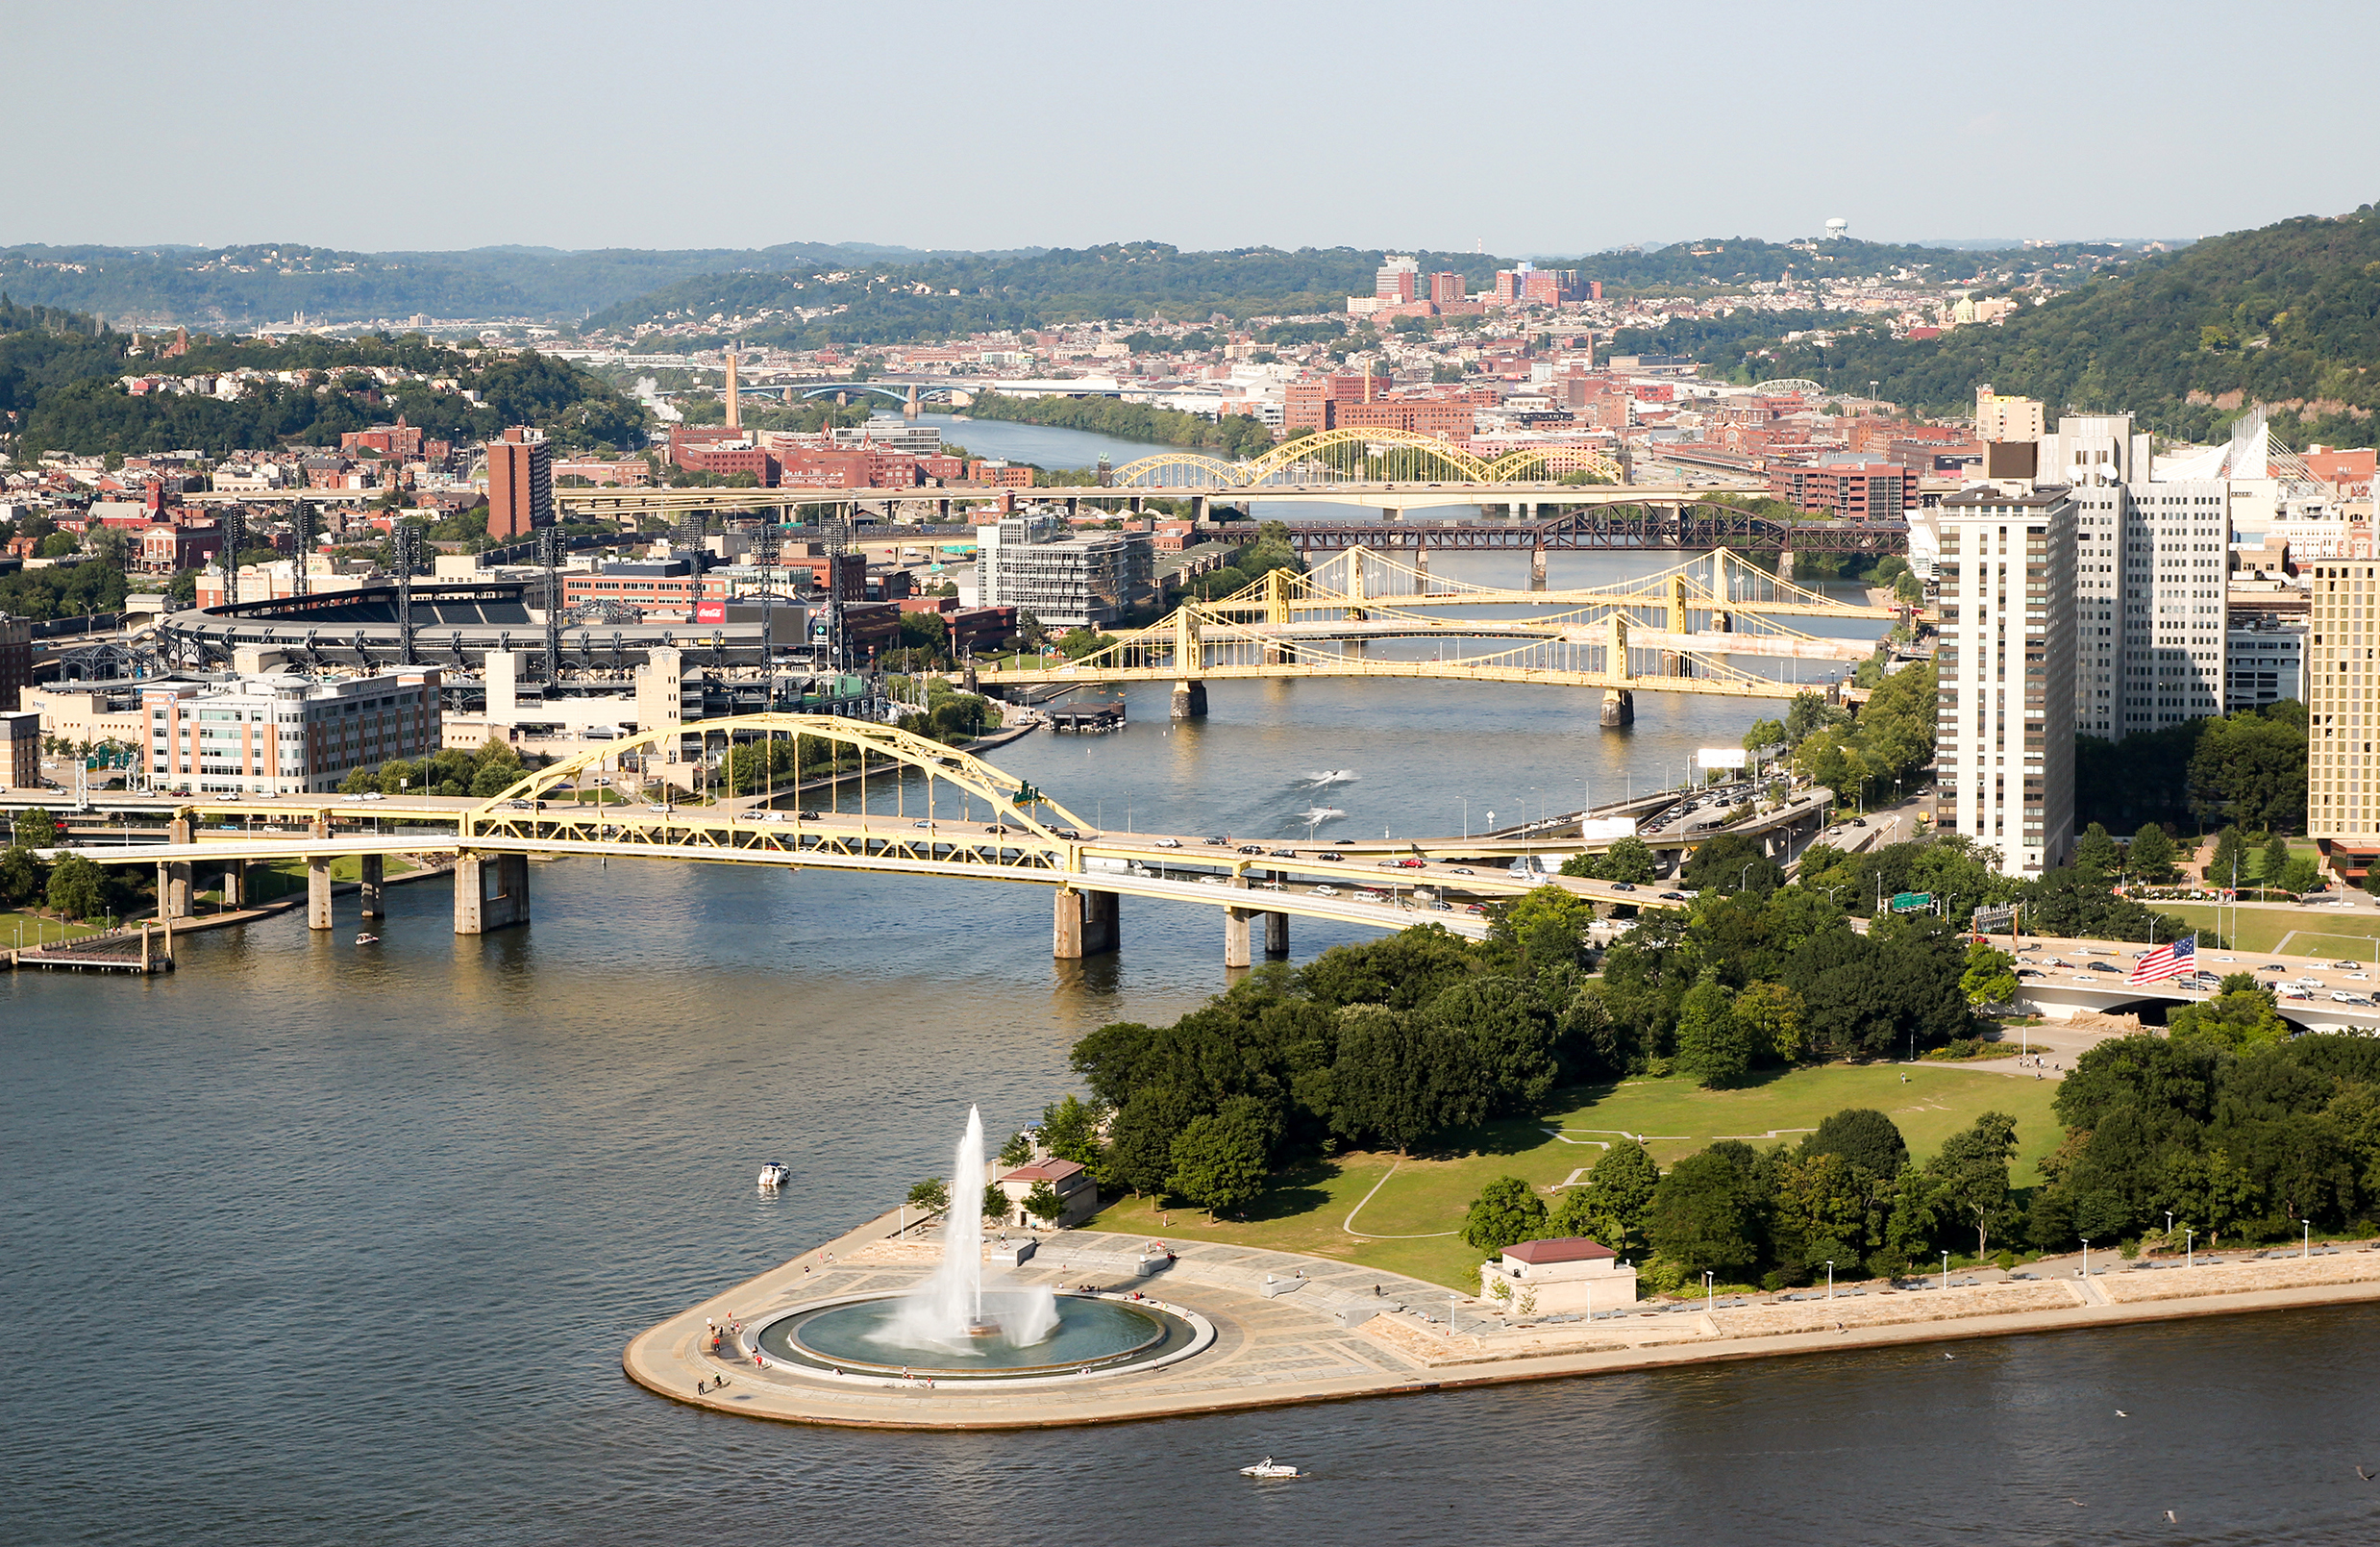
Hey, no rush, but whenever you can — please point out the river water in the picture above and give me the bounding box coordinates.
[7,419,2373,1544]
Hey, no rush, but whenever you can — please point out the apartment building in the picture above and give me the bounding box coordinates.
[975,514,1153,630]
[1933,486,2077,876]
[485,426,553,539]
[143,669,443,795]
[2308,560,2379,886]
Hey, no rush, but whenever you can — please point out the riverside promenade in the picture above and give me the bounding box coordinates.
[625,1218,2380,1431]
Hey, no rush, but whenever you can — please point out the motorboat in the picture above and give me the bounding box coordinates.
[354,933,380,945]
[757,1162,792,1188]
[1239,1458,1300,1479]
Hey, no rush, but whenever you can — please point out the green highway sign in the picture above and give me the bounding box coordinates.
[1889,891,1934,913]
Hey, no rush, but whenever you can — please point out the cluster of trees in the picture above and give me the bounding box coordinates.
[2032,1024,2380,1250]
[0,552,129,622]
[1463,1105,2032,1290]
[1062,922,1602,1216]
[337,738,527,799]
[0,810,135,921]
[964,392,1277,461]
[2074,702,2307,836]
[1736,680,1935,816]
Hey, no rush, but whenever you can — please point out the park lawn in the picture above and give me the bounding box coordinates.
[2,907,108,946]
[2163,904,2380,958]
[1077,1063,2067,1293]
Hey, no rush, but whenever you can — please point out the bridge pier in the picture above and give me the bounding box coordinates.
[1224,906,1252,969]
[1171,680,1207,720]
[1776,549,1795,582]
[1054,887,1119,958]
[220,861,242,910]
[308,857,334,932]
[359,854,384,918]
[454,851,530,935]
[1264,909,1288,957]
[1530,545,1548,590]
[157,860,191,920]
[1599,688,1635,728]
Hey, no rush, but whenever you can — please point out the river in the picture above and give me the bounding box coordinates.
[8,419,2371,1544]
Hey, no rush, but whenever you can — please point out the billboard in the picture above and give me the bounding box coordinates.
[1696,747,1748,770]
[694,599,727,624]
[1580,816,1639,840]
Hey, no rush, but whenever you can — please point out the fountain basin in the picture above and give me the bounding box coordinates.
[757,1293,1199,1380]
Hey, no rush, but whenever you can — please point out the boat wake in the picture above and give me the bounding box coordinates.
[1298,806,1347,824]
[1302,769,1358,787]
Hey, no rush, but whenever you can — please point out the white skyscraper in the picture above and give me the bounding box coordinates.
[2039,412,2229,736]
[1933,485,2077,876]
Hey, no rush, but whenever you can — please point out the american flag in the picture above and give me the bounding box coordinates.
[2128,935,2195,985]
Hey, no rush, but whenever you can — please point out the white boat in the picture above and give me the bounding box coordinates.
[757,1162,792,1188]
[1239,1458,1300,1479]
[354,933,380,945]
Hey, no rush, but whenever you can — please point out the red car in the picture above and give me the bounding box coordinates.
[1393,857,1427,868]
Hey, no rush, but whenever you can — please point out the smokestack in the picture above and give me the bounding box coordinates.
[725,349,740,432]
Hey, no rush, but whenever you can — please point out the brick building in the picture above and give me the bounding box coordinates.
[485,426,553,539]
[1766,461,1919,520]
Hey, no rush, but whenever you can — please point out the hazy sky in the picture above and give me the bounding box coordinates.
[12,0,2378,256]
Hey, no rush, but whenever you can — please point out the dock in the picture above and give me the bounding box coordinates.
[10,920,174,974]
[1046,703,1127,734]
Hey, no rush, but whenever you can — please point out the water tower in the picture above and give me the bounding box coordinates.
[1825,217,1849,240]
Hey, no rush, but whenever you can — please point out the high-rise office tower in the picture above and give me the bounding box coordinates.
[1933,485,2077,876]
[2309,559,2379,888]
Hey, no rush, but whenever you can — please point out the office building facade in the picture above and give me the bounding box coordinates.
[975,515,1153,630]
[1933,486,2076,876]
[2309,561,2379,886]
[485,426,554,540]
[143,669,443,795]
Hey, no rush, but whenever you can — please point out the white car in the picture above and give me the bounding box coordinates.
[1153,837,1182,849]
[1311,885,1340,898]
[1352,888,1386,903]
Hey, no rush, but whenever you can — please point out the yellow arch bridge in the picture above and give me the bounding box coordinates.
[974,548,1901,721]
[51,714,1635,968]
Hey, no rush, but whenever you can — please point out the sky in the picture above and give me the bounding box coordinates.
[11,0,2380,257]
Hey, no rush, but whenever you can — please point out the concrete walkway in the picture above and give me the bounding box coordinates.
[623,1217,2380,1431]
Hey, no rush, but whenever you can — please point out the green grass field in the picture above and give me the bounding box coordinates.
[1,908,108,947]
[2163,903,2380,959]
[1079,1063,2067,1290]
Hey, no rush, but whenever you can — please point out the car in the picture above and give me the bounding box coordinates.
[1269,847,1297,858]
[1204,836,1230,846]
[2281,986,2314,1000]
[912,819,930,829]
[1609,882,1637,893]
[1449,866,1473,876]
[983,824,1008,836]
[2087,962,2120,974]
[1199,875,1228,886]
[1153,836,1182,849]
[592,777,610,787]
[2334,961,2362,970]
[1377,860,1404,869]
[645,803,671,813]
[359,791,384,801]
[2262,963,2288,972]
[1311,885,1340,898]
[2351,994,2376,1008]
[2334,991,2360,1004]
[1317,851,1345,862]
[2018,968,2044,980]
[1352,888,1386,903]
[799,811,822,821]
[1255,879,1285,892]
[506,799,534,811]
[2348,973,2372,982]
[1659,891,1688,902]
[2073,974,2097,984]
[1393,857,1426,869]
[1850,817,1868,828]
[1238,844,1266,855]
[1052,827,1084,839]
[1463,902,1487,914]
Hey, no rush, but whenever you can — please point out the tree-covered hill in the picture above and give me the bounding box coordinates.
[0,302,648,457]
[1681,204,2380,447]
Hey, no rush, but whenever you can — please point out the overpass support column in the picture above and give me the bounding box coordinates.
[1599,688,1635,728]
[1171,681,1207,719]
[359,854,384,918]
[1776,549,1795,582]
[1263,909,1288,956]
[1530,544,1548,591]
[454,851,530,935]
[157,860,191,922]
[1224,906,1252,969]
[1054,887,1119,959]
[308,857,334,932]
[221,861,242,911]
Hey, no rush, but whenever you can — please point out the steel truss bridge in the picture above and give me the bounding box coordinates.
[971,548,1897,709]
[67,715,1624,961]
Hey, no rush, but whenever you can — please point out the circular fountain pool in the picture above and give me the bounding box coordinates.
[758,1294,1201,1380]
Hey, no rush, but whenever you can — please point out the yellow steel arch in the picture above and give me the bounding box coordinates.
[463,713,1091,840]
[1240,428,1496,483]
[1108,451,1248,487]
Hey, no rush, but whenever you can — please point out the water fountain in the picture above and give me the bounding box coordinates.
[755,1106,1205,1382]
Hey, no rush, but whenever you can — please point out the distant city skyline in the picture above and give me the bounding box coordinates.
[11,0,2380,256]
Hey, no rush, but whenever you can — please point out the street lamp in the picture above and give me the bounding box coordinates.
[2081,1238,2091,1279]
[2185,1229,2194,1269]
[1704,1270,1715,1315]
[1739,861,1756,895]
[1941,1250,1950,1293]
[2304,1220,2311,1259]
[1825,1260,1835,1301]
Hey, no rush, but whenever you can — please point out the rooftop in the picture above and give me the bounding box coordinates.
[1502,1237,1616,1265]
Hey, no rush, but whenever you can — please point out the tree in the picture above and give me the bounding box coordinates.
[1673,975,1753,1086]
[1550,1140,1659,1251]
[1330,1006,1436,1153]
[1929,1110,2019,1259]
[981,1184,1011,1223]
[2128,822,2177,882]
[1038,1094,1105,1167]
[1743,717,1787,756]
[1801,1108,1909,1181]
[12,807,58,850]
[44,854,106,920]
[1680,833,1784,897]
[1645,1150,1761,1279]
[906,1178,950,1214]
[1731,981,1805,1063]
[1461,1175,1549,1256]
[0,844,47,907]
[2278,855,2322,895]
[997,1131,1033,1168]
[2169,986,2290,1052]
[1600,836,1657,885]
[2207,825,2248,886]
[1960,940,2019,1010]
[2262,831,2293,886]
[1490,884,1596,965]
[1167,1096,1272,1219]
[1022,1180,1067,1225]
[2073,821,2120,876]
